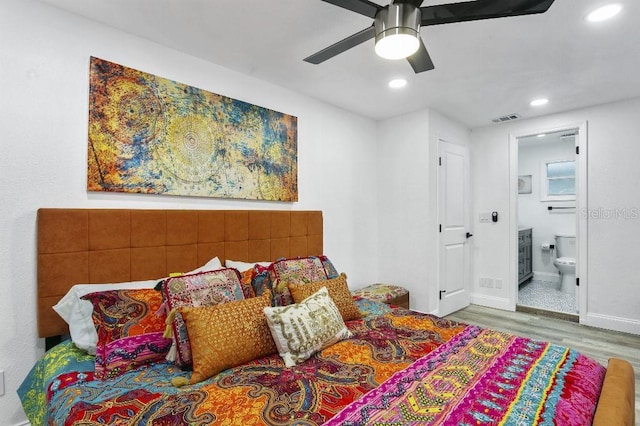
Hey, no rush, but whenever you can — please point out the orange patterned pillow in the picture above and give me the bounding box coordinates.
[239,269,257,299]
[179,291,276,384]
[288,273,362,322]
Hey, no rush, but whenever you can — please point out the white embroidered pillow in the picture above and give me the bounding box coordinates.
[263,286,352,367]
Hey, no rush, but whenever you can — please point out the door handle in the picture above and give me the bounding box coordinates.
[466,232,473,238]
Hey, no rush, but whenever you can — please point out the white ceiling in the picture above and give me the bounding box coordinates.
[38,0,640,128]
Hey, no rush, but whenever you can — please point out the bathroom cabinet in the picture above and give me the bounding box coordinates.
[518,228,533,284]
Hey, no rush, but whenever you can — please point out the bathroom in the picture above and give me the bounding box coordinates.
[517,129,577,317]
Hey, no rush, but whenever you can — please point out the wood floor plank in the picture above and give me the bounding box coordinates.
[445,304,640,424]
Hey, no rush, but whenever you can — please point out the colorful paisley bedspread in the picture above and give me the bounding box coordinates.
[326,326,606,426]
[19,309,605,426]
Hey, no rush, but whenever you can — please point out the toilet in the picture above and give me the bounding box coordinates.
[553,234,576,293]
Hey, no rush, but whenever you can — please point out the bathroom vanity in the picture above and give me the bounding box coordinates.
[518,228,533,284]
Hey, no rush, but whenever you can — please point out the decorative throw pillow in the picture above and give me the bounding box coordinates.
[54,279,161,354]
[180,291,277,384]
[268,256,328,306]
[53,257,224,354]
[239,269,257,299]
[288,273,361,322]
[161,268,245,367]
[318,255,340,279]
[82,289,172,380]
[250,264,272,297]
[264,287,352,367]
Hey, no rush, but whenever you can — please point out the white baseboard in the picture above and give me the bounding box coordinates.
[470,293,513,311]
[14,422,30,426]
[583,312,640,335]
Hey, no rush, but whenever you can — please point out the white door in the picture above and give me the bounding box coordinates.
[438,140,471,316]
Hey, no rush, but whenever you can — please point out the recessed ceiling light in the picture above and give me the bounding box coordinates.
[530,98,549,107]
[586,4,622,22]
[537,133,546,138]
[388,78,407,89]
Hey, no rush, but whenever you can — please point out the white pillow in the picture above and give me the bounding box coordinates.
[263,287,352,367]
[188,256,223,274]
[53,256,222,354]
[225,259,271,272]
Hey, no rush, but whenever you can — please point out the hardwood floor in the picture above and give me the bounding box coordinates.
[445,304,640,424]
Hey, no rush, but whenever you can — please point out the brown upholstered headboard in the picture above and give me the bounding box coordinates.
[37,209,323,338]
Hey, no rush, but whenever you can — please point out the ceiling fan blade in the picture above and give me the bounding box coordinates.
[304,25,376,64]
[406,38,435,73]
[320,0,382,19]
[420,0,555,26]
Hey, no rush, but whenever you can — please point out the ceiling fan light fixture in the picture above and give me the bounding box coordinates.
[374,4,421,60]
[375,32,420,60]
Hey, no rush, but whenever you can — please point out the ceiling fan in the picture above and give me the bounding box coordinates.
[304,0,556,73]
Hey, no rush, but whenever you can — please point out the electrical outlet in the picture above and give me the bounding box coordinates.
[0,370,5,396]
[480,278,495,288]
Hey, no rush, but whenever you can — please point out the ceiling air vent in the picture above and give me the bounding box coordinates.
[491,113,521,124]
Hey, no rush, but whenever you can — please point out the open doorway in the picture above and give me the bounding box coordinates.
[517,129,577,318]
[509,123,587,322]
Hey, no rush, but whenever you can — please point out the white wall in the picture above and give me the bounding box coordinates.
[377,110,431,312]
[518,140,576,277]
[377,109,470,314]
[472,97,640,334]
[0,1,379,423]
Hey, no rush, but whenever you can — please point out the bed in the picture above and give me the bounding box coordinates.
[19,208,635,425]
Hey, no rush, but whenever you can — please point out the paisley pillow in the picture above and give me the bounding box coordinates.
[160,268,245,367]
[318,255,340,279]
[239,269,257,299]
[82,289,171,379]
[268,256,328,306]
[250,264,272,297]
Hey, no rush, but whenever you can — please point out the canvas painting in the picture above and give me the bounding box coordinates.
[87,57,298,201]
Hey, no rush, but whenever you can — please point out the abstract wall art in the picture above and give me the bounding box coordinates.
[87,57,298,201]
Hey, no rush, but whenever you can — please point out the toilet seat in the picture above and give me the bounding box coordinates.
[554,257,575,266]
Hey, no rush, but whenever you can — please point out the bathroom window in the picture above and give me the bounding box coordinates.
[541,159,575,201]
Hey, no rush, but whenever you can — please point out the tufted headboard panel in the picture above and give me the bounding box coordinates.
[37,208,323,338]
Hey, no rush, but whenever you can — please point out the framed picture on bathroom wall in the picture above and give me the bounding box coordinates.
[518,175,532,194]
